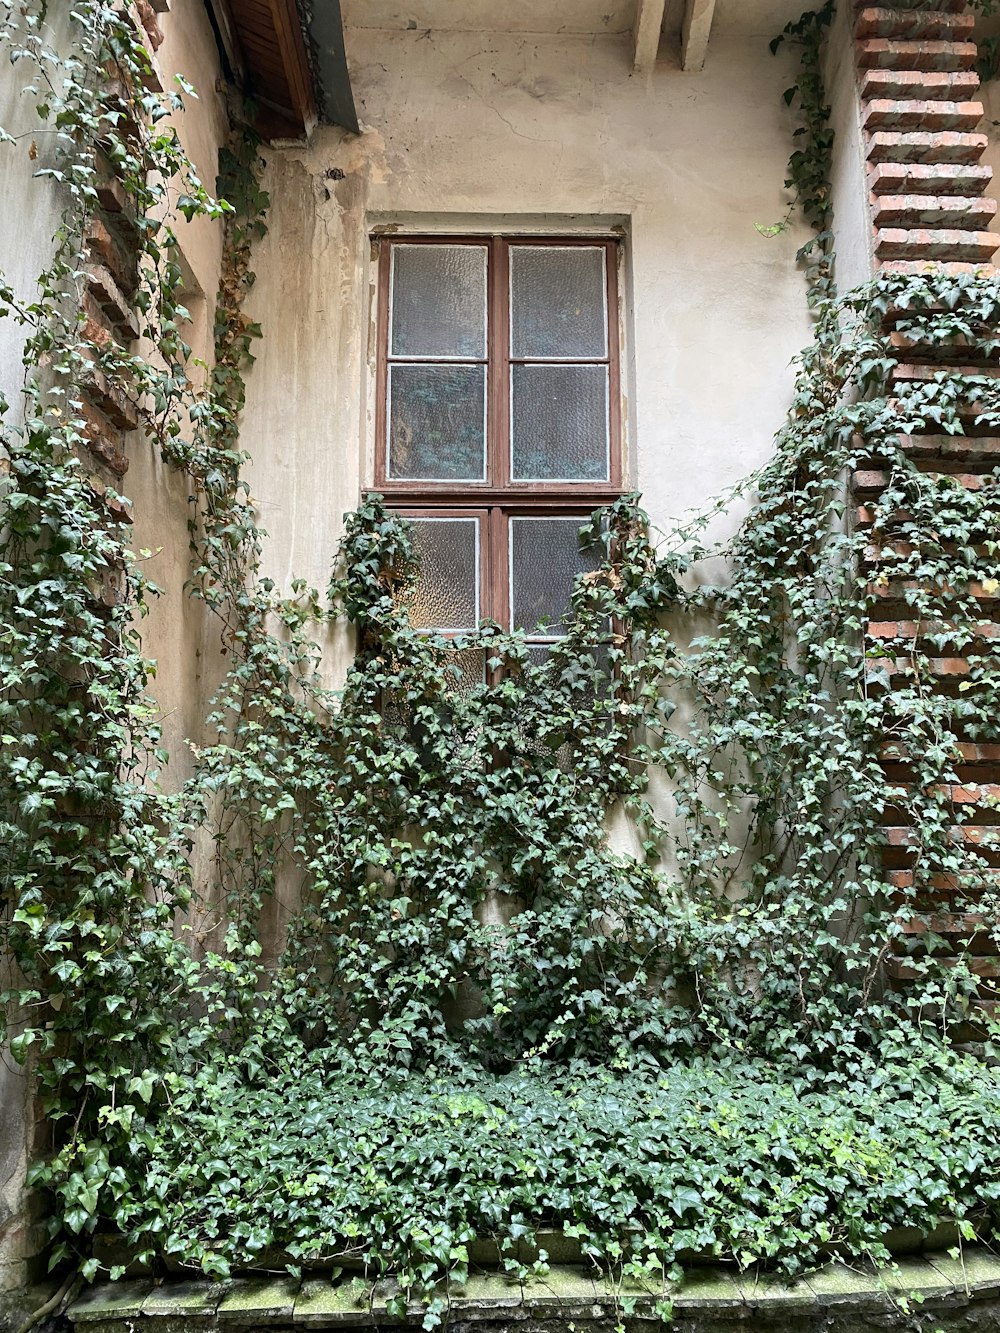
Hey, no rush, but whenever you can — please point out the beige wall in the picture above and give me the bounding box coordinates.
[124,0,231,793]
[0,10,71,424]
[974,16,1000,207]
[826,0,873,293]
[0,1,231,1295]
[241,0,819,638]
[122,0,230,789]
[0,5,82,1296]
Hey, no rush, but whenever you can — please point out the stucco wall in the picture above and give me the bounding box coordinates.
[974,16,1000,205]
[0,0,864,1295]
[241,0,817,623]
[0,11,70,424]
[0,5,78,1295]
[0,0,231,1295]
[825,0,873,293]
[123,0,231,794]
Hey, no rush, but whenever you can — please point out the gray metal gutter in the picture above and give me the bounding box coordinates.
[299,0,360,134]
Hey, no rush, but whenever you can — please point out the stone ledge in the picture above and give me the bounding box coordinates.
[65,1250,1000,1329]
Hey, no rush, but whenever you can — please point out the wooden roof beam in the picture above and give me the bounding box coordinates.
[262,0,317,135]
[633,0,667,72]
[681,0,717,71]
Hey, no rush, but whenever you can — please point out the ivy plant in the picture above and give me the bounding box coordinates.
[2,1,1000,1327]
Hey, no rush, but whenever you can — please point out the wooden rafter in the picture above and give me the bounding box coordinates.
[632,0,667,72]
[207,0,317,139]
[680,0,717,71]
[264,0,317,133]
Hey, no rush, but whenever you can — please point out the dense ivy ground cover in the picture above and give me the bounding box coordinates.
[116,1050,1000,1313]
[3,3,1000,1328]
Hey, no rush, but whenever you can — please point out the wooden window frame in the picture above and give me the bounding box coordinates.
[372,233,623,636]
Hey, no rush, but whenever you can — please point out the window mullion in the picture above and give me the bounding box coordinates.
[490,237,511,490]
[486,507,508,633]
[605,238,622,488]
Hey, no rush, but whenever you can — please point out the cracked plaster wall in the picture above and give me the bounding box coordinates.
[242,0,818,642]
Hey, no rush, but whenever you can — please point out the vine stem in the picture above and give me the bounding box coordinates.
[15,1270,83,1333]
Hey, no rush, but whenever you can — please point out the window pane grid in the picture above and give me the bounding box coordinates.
[376,235,621,653]
[508,245,609,360]
[377,236,618,491]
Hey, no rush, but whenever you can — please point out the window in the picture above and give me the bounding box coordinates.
[372,235,622,662]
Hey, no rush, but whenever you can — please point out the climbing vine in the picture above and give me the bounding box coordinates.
[2,1,1000,1327]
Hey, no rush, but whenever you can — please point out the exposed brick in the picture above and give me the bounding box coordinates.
[865,653,972,677]
[893,433,1000,462]
[86,476,134,525]
[96,174,129,215]
[956,743,1000,764]
[77,338,140,434]
[875,227,1000,261]
[866,620,999,642]
[78,401,129,476]
[879,258,996,276]
[897,911,989,936]
[890,359,1000,381]
[133,0,164,49]
[885,824,997,847]
[868,160,993,195]
[863,98,984,133]
[112,1,164,91]
[887,334,989,362]
[81,310,114,351]
[857,458,989,491]
[855,8,975,41]
[872,193,997,227]
[886,868,1000,893]
[852,468,892,493]
[852,0,969,13]
[887,956,1000,978]
[856,39,977,72]
[86,217,138,296]
[86,264,139,340]
[866,130,988,165]
[81,292,131,352]
[81,361,140,431]
[860,69,982,101]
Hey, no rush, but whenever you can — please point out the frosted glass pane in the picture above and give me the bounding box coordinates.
[511,364,609,481]
[510,246,607,359]
[391,244,487,358]
[408,518,479,632]
[510,518,601,635]
[444,647,486,698]
[389,364,486,481]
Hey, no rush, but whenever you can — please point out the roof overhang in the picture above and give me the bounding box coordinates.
[206,0,358,140]
[207,0,722,140]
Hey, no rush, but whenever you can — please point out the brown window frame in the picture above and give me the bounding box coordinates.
[372,233,623,637]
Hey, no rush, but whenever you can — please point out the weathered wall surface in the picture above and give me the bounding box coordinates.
[0,0,870,1300]
[124,0,231,794]
[975,15,1000,192]
[0,5,79,1297]
[826,0,873,292]
[0,0,231,1298]
[241,0,817,626]
[0,10,72,425]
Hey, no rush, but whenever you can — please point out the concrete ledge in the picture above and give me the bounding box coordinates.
[64,1249,1000,1330]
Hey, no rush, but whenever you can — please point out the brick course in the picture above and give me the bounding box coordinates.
[852,2,1000,1010]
